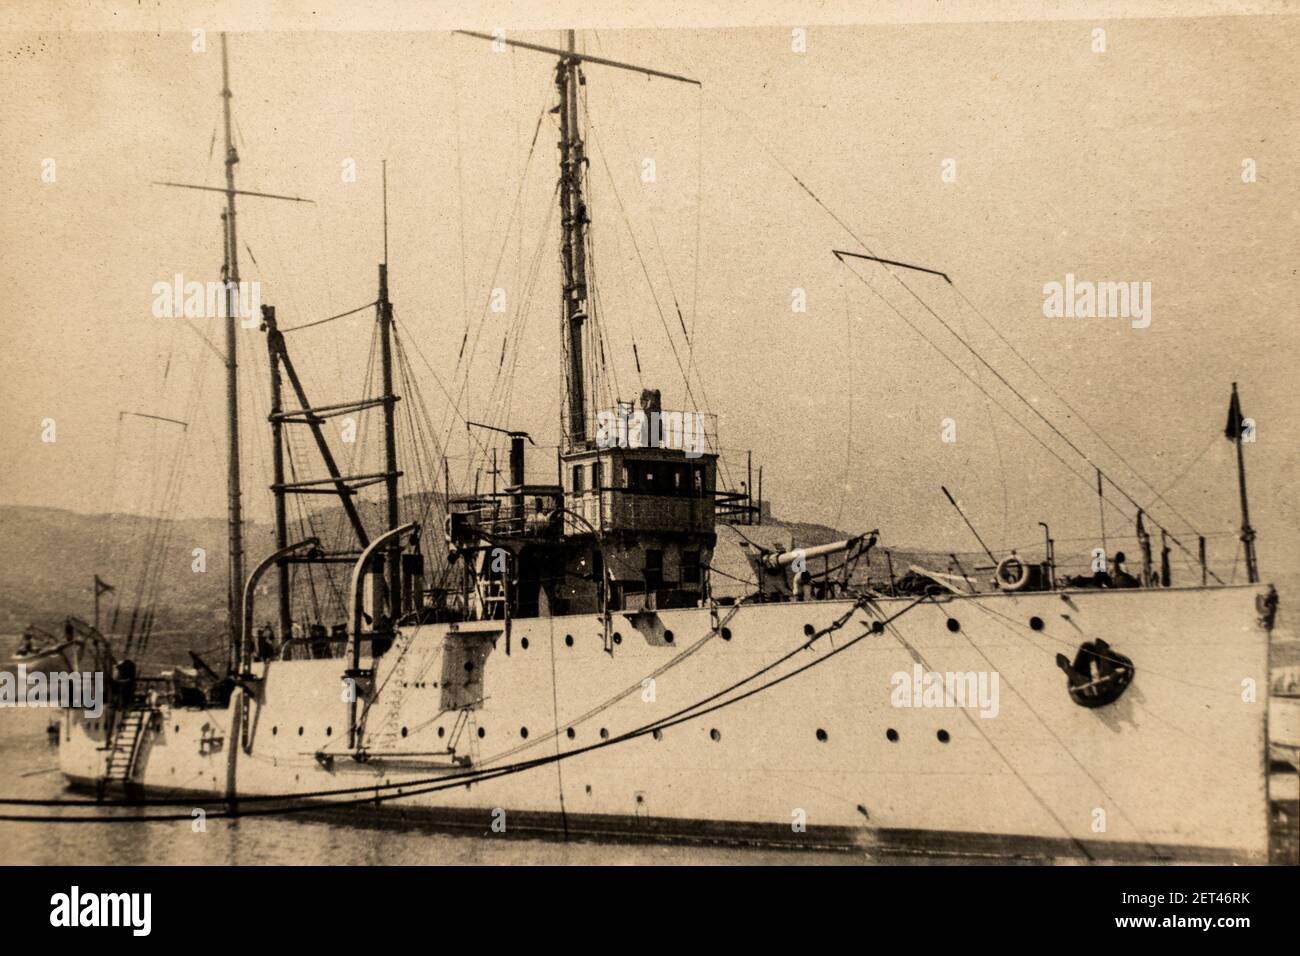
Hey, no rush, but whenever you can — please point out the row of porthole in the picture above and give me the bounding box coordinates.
[517,617,1041,645]
[514,627,743,652]
[259,722,951,745]
[802,616,1047,634]
[268,724,491,741]
[518,628,690,652]
[525,616,1052,643]
[271,726,333,737]
[504,725,952,744]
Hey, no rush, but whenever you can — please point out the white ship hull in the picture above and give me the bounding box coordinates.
[60,585,1273,861]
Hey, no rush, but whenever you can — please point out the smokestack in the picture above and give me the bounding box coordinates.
[509,432,526,523]
[509,433,525,488]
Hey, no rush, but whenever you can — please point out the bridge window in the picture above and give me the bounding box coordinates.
[682,550,701,588]
[644,550,663,591]
[618,459,709,497]
[592,461,602,490]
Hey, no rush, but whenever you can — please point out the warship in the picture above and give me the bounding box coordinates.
[28,31,1281,861]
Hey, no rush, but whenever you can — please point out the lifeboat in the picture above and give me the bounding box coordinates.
[1,629,76,678]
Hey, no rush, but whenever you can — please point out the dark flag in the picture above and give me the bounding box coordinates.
[1224,384,1243,441]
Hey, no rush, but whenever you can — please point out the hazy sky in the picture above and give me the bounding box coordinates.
[2,7,1297,582]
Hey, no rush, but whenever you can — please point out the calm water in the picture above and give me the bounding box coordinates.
[0,703,867,865]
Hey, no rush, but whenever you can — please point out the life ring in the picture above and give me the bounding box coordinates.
[995,555,1030,591]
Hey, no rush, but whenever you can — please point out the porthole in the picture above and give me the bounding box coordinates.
[599,727,609,740]
[437,726,445,738]
[326,726,332,737]
[1029,616,1044,631]
[271,726,277,736]
[477,727,485,739]
[520,637,529,650]
[946,618,961,633]
[663,630,674,644]
[937,729,950,743]
[566,727,576,740]
[803,623,815,637]
[297,726,304,737]
[815,728,828,743]
[720,627,732,641]
[613,632,622,645]
[870,621,885,634]
[400,727,408,738]
[520,727,529,739]
[886,728,899,742]
[709,728,721,742]
[564,634,574,647]
[652,729,663,741]
[174,725,181,734]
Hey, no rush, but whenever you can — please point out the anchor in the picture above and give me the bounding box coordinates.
[1055,638,1134,708]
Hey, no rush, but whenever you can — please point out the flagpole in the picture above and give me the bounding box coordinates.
[1229,382,1259,584]
[93,576,113,633]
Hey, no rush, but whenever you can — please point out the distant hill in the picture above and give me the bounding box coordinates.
[0,504,274,661]
[0,500,956,665]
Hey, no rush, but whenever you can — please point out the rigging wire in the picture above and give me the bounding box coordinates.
[586,121,704,421]
[841,262,1141,532]
[440,114,551,474]
[710,95,1219,574]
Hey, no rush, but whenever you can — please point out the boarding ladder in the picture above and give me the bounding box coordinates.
[102,706,154,786]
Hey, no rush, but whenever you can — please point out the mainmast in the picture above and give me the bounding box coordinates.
[221,33,246,665]
[378,161,402,623]
[557,30,591,451]
[451,28,699,450]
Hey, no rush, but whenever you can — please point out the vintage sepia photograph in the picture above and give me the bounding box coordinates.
[0,0,1296,915]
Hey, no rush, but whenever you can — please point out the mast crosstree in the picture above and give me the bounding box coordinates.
[454,29,699,452]
[154,33,315,670]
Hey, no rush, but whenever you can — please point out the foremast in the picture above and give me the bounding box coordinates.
[220,34,246,667]
[157,34,316,670]
[557,30,591,452]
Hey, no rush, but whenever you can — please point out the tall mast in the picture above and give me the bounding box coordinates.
[378,161,402,621]
[265,305,290,642]
[557,29,590,451]
[452,28,699,451]
[221,33,246,667]
[150,35,315,667]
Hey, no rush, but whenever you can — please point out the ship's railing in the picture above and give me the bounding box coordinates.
[569,406,719,457]
[450,487,717,539]
[846,533,1246,597]
[714,489,758,523]
[448,491,565,541]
